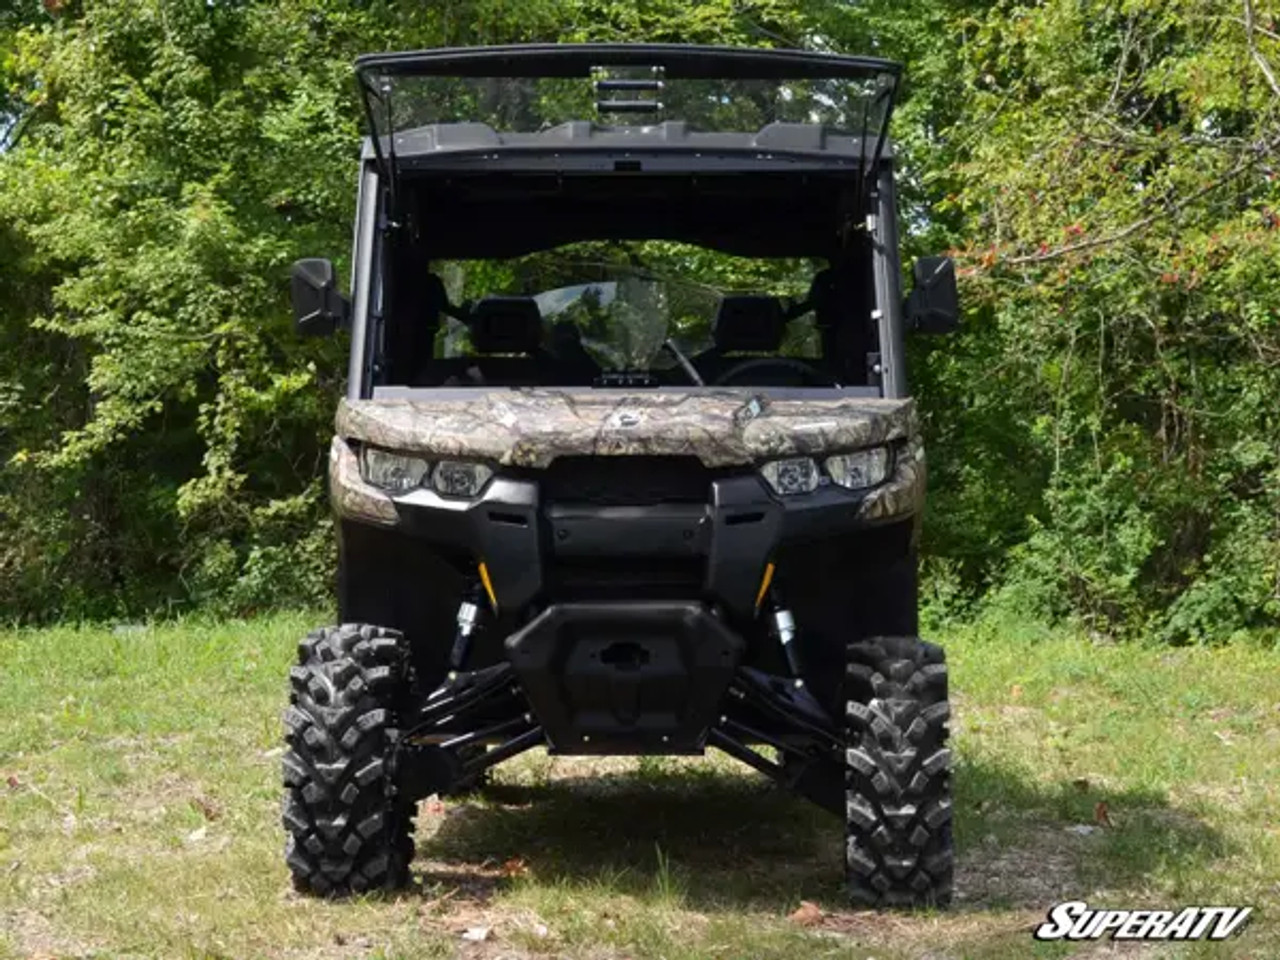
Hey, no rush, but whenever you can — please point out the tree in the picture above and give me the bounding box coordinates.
[907,0,1280,641]
[0,0,831,620]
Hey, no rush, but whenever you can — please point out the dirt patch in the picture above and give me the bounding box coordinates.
[955,823,1088,908]
[100,733,192,751]
[1074,944,1177,958]
[0,907,101,959]
[801,906,1172,959]
[808,906,1040,957]
[118,771,205,818]
[413,858,510,905]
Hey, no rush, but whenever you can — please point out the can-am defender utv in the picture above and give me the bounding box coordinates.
[283,44,960,907]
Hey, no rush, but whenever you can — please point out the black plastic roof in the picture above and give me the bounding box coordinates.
[359,120,894,165]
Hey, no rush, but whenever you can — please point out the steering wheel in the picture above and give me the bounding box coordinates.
[712,357,838,387]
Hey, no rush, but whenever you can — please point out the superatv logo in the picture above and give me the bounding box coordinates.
[1034,901,1252,942]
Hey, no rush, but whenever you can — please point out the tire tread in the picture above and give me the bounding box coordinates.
[281,623,414,896]
[844,635,953,908]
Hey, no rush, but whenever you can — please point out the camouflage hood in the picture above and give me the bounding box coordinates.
[337,389,917,469]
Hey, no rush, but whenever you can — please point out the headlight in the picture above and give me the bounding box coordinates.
[359,447,431,493]
[431,460,494,498]
[759,457,820,496]
[825,446,892,490]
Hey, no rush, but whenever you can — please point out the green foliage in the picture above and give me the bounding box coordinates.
[2,0,1278,642]
[0,0,428,618]
[911,0,1280,642]
[0,0,820,621]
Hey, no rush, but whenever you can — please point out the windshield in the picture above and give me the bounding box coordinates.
[437,254,817,373]
[390,242,847,390]
[357,44,899,158]
[533,277,671,373]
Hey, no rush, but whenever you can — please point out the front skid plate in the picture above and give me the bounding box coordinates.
[504,601,743,754]
[396,654,844,812]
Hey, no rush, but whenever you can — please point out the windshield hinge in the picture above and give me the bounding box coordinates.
[837,185,868,249]
[866,351,883,387]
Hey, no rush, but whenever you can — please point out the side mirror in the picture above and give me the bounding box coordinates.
[290,258,349,336]
[905,256,959,334]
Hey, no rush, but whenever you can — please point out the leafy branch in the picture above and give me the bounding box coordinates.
[1004,132,1280,266]
[1243,0,1280,99]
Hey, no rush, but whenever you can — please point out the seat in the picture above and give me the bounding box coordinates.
[416,297,600,386]
[468,297,543,355]
[693,295,787,382]
[545,319,601,385]
[413,297,541,386]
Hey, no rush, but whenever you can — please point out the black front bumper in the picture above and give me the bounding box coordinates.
[389,472,891,621]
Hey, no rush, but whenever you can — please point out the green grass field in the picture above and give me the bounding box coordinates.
[1,612,1276,959]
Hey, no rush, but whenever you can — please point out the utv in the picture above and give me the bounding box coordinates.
[283,43,960,908]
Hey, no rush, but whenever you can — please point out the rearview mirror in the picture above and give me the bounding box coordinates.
[290,258,350,336]
[905,256,959,334]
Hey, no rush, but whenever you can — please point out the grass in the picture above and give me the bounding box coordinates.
[0,610,1276,959]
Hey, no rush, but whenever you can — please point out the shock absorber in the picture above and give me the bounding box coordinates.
[766,586,805,679]
[449,581,488,670]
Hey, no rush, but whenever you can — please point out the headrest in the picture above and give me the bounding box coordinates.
[549,318,585,349]
[423,272,449,312]
[713,295,786,353]
[469,297,542,354]
[807,269,834,314]
[807,267,861,324]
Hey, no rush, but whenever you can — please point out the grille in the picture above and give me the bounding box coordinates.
[547,556,706,602]
[541,456,712,506]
